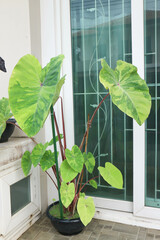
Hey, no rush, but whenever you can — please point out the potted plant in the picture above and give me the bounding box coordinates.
[0,57,16,143]
[0,54,151,235]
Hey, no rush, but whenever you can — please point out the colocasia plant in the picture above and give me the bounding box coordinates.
[0,54,151,226]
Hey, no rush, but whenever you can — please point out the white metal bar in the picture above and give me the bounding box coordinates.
[131,0,145,215]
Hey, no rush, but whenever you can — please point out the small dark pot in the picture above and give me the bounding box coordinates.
[46,202,84,235]
[0,118,16,143]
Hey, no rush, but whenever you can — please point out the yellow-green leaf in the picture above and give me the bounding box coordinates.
[65,145,84,173]
[60,160,78,183]
[98,162,123,189]
[9,54,65,137]
[60,182,75,208]
[83,152,95,174]
[21,151,32,176]
[100,60,151,125]
[89,180,97,189]
[77,197,95,226]
[40,150,56,171]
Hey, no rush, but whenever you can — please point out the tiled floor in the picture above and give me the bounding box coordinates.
[18,215,160,240]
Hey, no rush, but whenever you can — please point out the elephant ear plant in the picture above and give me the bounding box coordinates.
[0,54,151,227]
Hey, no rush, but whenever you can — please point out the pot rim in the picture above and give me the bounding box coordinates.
[47,201,82,223]
[6,118,16,123]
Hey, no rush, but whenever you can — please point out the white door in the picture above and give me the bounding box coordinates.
[51,0,160,220]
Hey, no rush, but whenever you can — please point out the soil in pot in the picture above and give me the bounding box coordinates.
[0,118,16,143]
[46,201,84,235]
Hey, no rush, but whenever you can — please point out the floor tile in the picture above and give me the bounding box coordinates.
[112,223,138,235]
[98,232,119,240]
[119,233,137,240]
[34,232,54,240]
[18,214,160,240]
[19,225,41,240]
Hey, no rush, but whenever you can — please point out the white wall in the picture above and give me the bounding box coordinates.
[0,0,31,98]
[0,0,48,213]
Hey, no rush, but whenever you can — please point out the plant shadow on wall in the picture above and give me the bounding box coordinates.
[0,55,151,235]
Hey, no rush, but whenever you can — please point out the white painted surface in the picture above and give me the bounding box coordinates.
[0,0,31,98]
[0,138,41,239]
[131,0,146,216]
[94,207,160,230]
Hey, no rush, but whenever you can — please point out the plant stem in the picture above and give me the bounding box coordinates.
[45,170,58,190]
[50,105,63,219]
[78,175,99,193]
[60,96,67,150]
[73,176,99,213]
[79,93,109,151]
[53,111,65,160]
[7,121,38,145]
[79,115,90,190]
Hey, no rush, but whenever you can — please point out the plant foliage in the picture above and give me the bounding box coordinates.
[1,55,151,227]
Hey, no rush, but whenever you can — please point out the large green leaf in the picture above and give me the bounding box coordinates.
[40,150,56,171]
[77,197,95,226]
[8,54,65,137]
[65,145,84,173]
[83,152,95,174]
[98,162,123,189]
[21,151,32,176]
[60,182,75,208]
[0,98,12,137]
[99,60,151,125]
[60,160,78,183]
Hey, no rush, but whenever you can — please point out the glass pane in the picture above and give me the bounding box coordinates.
[71,0,132,201]
[10,176,31,215]
[145,0,160,208]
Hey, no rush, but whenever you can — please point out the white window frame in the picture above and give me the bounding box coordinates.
[132,0,160,220]
[0,159,41,238]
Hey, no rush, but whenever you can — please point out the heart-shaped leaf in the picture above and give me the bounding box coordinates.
[83,152,95,174]
[0,98,12,137]
[31,142,49,167]
[99,60,151,125]
[60,182,75,208]
[89,179,97,189]
[9,54,65,137]
[60,159,78,183]
[98,162,123,189]
[77,197,95,226]
[65,145,84,173]
[21,151,32,176]
[40,150,56,171]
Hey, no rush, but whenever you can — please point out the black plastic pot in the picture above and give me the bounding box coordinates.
[46,201,84,235]
[0,118,16,143]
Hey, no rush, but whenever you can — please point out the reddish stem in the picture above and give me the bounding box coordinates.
[78,175,99,194]
[45,170,58,190]
[79,93,109,151]
[7,121,38,145]
[79,115,90,190]
[60,96,67,150]
[73,176,99,213]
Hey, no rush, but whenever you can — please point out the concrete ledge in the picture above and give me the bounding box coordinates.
[0,137,35,168]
